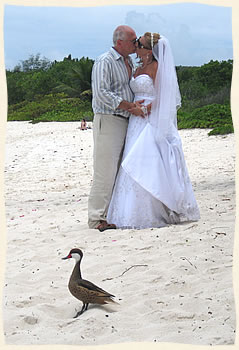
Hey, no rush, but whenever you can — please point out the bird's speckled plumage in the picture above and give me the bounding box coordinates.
[62,248,116,317]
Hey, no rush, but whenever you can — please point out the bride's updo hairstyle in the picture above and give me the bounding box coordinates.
[144,32,160,49]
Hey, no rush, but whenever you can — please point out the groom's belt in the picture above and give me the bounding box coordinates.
[113,114,129,120]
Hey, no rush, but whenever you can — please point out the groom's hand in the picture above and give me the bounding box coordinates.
[129,100,146,118]
[117,100,143,112]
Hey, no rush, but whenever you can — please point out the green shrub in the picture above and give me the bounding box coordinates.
[177,103,233,135]
[7,93,93,123]
[208,124,234,136]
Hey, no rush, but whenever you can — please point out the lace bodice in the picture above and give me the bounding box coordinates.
[130,74,155,102]
[123,75,155,157]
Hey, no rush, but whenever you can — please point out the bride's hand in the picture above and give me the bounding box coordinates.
[128,105,145,117]
[128,100,145,118]
[129,101,153,118]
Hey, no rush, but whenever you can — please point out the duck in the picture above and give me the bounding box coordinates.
[62,248,117,317]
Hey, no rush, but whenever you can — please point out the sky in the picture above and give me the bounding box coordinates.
[3,2,233,70]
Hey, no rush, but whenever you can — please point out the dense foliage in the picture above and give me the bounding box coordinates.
[176,59,233,135]
[176,60,232,110]
[177,103,233,135]
[6,54,94,105]
[6,54,233,135]
[7,93,93,124]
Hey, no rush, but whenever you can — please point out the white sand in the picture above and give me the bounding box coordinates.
[3,121,236,346]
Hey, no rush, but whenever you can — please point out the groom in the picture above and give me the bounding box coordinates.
[88,25,140,232]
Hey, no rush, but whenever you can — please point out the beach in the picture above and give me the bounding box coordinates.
[2,121,236,346]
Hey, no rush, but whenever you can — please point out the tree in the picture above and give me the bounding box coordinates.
[194,59,232,92]
[52,56,94,98]
[177,60,232,110]
[13,53,52,72]
[6,70,26,104]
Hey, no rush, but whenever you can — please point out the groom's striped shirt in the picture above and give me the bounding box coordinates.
[91,47,134,119]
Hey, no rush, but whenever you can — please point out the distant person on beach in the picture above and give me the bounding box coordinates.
[107,32,200,228]
[88,25,144,232]
[80,119,87,130]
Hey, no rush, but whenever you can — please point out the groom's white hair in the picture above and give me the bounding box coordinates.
[113,25,132,45]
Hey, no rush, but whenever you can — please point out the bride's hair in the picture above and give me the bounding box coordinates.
[136,32,160,65]
[144,32,160,49]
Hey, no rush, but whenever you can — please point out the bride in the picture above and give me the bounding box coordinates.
[107,32,200,229]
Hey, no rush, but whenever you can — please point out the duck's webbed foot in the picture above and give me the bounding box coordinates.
[73,303,89,318]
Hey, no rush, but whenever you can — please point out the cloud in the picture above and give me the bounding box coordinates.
[4,3,233,69]
[124,4,232,66]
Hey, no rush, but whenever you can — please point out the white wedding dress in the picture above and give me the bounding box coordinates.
[107,74,200,229]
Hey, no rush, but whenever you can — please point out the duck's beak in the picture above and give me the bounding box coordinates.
[62,253,72,260]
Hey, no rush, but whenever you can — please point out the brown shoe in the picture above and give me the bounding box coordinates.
[96,220,116,232]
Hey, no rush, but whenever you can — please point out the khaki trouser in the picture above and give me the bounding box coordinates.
[88,114,128,229]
